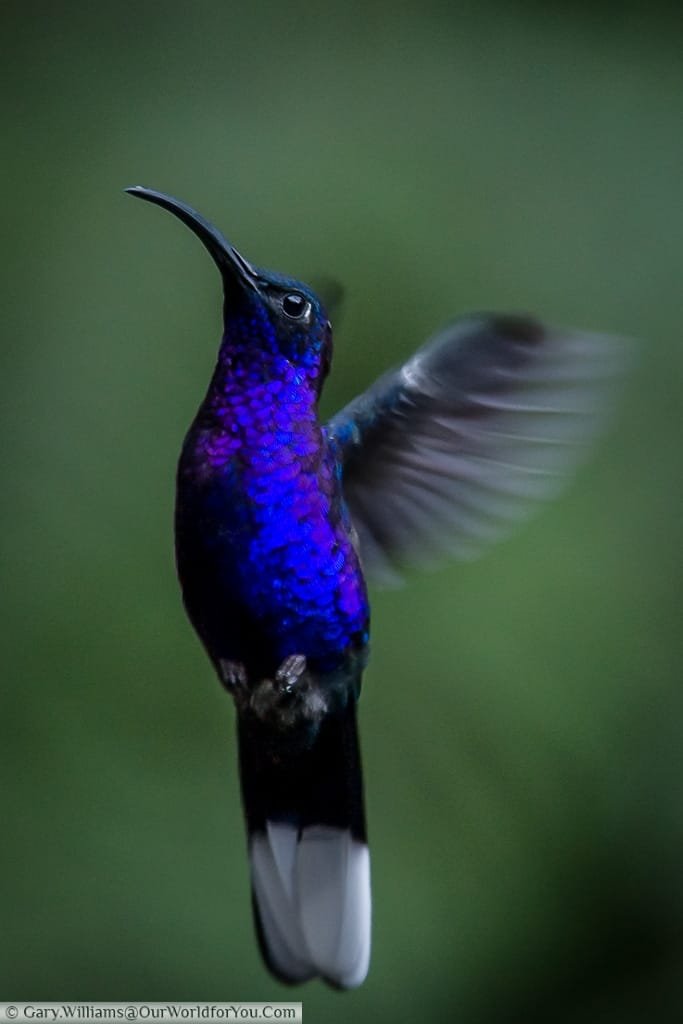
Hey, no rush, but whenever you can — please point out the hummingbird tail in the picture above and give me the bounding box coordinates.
[237,698,371,989]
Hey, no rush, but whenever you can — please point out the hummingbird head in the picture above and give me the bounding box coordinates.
[125,187,333,389]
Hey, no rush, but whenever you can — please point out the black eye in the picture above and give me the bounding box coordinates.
[282,292,309,319]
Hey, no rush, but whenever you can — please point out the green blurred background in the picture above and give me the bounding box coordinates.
[3,0,682,1019]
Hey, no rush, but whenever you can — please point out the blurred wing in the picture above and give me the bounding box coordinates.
[327,314,628,584]
[310,276,345,321]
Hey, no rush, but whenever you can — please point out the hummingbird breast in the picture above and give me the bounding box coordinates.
[175,364,370,676]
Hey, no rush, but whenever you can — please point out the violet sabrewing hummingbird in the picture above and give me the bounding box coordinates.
[126,186,624,989]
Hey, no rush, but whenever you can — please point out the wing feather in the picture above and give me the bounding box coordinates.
[328,314,628,582]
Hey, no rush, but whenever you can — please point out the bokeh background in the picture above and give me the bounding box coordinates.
[3,1,682,1019]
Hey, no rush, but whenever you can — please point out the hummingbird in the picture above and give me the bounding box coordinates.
[126,186,623,989]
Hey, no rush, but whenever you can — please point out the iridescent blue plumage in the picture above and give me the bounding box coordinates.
[126,185,626,992]
[176,297,369,676]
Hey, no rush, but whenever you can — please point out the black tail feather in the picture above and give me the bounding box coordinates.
[237,697,367,841]
[237,697,371,988]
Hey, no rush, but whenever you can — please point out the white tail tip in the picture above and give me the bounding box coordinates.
[250,822,371,988]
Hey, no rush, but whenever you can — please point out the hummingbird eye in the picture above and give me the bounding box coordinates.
[282,292,309,319]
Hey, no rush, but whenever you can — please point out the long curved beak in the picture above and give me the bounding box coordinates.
[125,186,259,294]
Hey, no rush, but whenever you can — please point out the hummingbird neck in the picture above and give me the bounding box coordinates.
[199,306,323,412]
[182,318,326,480]
[184,346,323,481]
[205,342,319,416]
[184,331,322,478]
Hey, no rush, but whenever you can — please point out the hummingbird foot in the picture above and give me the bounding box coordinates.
[219,659,248,694]
[246,656,331,739]
[275,653,307,693]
